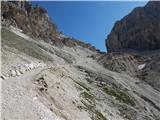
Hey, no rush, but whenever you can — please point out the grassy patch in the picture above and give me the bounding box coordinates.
[37,44,55,54]
[74,80,108,120]
[92,109,108,120]
[103,86,135,106]
[74,80,90,91]
[80,91,95,104]
[78,90,107,120]
[1,28,53,61]
[81,100,107,120]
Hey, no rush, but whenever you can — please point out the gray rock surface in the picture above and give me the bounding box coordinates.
[106,1,160,52]
[103,1,160,91]
[1,1,61,45]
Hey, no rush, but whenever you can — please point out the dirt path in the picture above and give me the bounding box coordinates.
[1,67,61,120]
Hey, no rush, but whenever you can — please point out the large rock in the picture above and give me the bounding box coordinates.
[106,1,160,52]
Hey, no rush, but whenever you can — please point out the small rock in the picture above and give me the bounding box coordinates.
[1,74,7,80]
[24,64,29,71]
[10,70,16,77]
[19,67,26,74]
[29,63,34,69]
[15,70,21,76]
[0,78,3,81]
[34,81,39,85]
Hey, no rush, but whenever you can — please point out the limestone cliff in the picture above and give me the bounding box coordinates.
[106,1,160,52]
[1,1,97,51]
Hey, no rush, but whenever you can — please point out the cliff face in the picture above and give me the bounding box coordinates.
[106,1,160,52]
[1,1,97,51]
[1,1,62,45]
[101,1,160,91]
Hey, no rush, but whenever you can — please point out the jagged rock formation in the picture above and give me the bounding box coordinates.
[1,1,61,45]
[62,37,97,51]
[98,50,160,91]
[136,51,160,91]
[102,1,160,91]
[106,1,160,52]
[98,52,138,76]
[1,1,97,51]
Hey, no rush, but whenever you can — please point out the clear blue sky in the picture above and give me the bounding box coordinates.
[32,1,148,52]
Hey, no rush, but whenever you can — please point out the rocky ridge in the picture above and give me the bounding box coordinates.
[1,1,97,51]
[1,1,59,44]
[98,52,138,76]
[106,1,160,52]
[102,1,160,91]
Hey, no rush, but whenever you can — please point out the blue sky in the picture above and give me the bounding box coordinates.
[32,1,148,51]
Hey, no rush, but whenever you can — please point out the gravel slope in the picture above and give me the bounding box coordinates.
[1,28,160,120]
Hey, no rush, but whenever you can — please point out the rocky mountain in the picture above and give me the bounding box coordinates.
[98,52,139,76]
[106,1,160,52]
[101,1,160,92]
[1,1,160,120]
[1,1,97,51]
[1,1,60,44]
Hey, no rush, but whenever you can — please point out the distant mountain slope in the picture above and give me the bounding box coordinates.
[1,1,97,51]
[106,1,160,52]
[99,1,160,91]
[2,27,160,120]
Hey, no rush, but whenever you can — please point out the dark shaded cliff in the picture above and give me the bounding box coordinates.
[106,1,160,52]
[101,1,160,91]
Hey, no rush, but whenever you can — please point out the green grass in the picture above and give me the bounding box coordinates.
[103,86,135,106]
[92,109,108,120]
[78,90,107,120]
[37,44,55,54]
[74,80,91,91]
[74,79,108,119]
[81,100,107,120]
[1,28,53,61]
[80,91,95,104]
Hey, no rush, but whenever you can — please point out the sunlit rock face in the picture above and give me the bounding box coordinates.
[103,1,160,91]
[1,1,98,51]
[106,1,160,52]
[1,1,63,46]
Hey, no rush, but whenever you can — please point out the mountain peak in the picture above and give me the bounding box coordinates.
[1,1,97,51]
[106,1,160,52]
